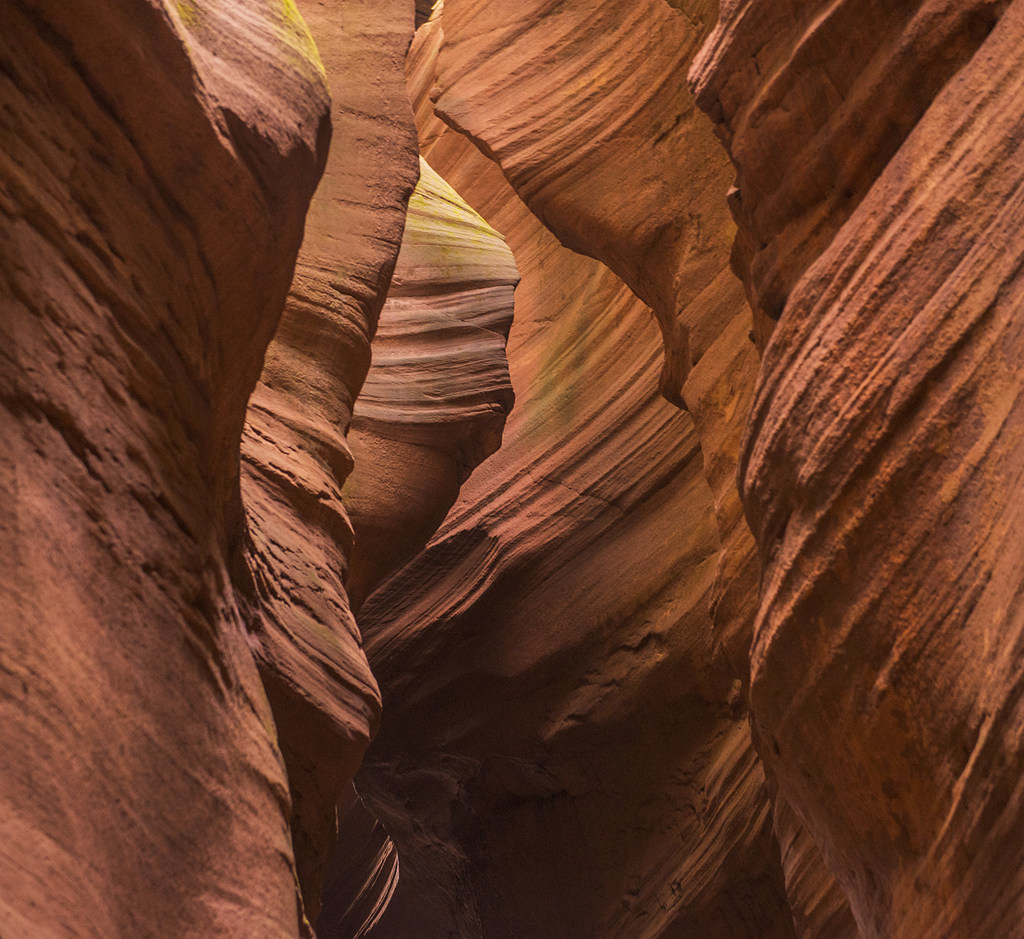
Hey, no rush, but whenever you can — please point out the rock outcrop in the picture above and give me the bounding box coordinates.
[238,0,419,922]
[0,0,329,933]
[695,1,1024,934]
[350,6,794,936]
[6,0,1024,936]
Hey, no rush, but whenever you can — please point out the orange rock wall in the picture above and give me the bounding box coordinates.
[350,7,795,936]
[5,0,1024,936]
[238,0,419,920]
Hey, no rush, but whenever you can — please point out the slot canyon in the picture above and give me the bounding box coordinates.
[2,0,1023,936]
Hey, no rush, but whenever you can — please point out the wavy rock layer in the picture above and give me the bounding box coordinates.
[324,152,516,938]
[427,0,773,734]
[351,9,794,937]
[698,0,1024,936]
[0,0,328,934]
[433,0,731,406]
[344,156,517,612]
[239,0,420,923]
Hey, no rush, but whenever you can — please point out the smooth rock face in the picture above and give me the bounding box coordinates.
[0,0,328,934]
[432,0,731,406]
[698,0,1024,936]
[426,0,769,736]
[350,8,794,937]
[239,0,420,922]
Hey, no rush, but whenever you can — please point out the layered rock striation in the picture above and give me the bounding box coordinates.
[700,3,1024,933]
[695,0,1024,935]
[0,0,330,933]
[344,156,518,613]
[5,0,1024,936]
[350,5,795,936]
[238,0,420,921]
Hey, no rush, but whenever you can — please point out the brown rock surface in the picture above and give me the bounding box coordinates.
[358,166,790,938]
[238,0,420,922]
[349,7,794,936]
[344,156,517,613]
[689,0,1009,348]
[8,0,1024,935]
[315,150,518,935]
[431,0,730,407]
[729,3,1024,934]
[0,0,329,933]
[424,0,770,717]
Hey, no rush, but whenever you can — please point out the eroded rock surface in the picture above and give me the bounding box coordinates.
[313,147,519,937]
[239,0,420,922]
[350,7,794,936]
[7,0,1024,936]
[690,0,1009,348]
[0,0,328,933]
[697,0,1024,935]
[432,0,730,406]
[344,156,517,613]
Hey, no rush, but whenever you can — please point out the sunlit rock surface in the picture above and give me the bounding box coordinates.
[344,156,517,613]
[431,0,730,407]
[0,0,329,933]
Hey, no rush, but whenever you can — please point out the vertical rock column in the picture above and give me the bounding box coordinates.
[695,0,1024,935]
[239,0,420,924]
[0,0,329,935]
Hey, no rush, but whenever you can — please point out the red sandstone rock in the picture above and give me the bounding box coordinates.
[239,0,420,923]
[730,3,1024,933]
[690,0,1009,348]
[348,8,794,936]
[8,0,1023,935]
[344,156,517,613]
[0,0,328,933]
[431,0,732,407]
[424,0,770,724]
[312,149,518,935]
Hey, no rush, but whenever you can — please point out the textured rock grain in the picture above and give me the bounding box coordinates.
[0,0,329,934]
[701,0,1024,935]
[433,0,731,407]
[690,0,1009,347]
[344,156,517,612]
[350,8,794,936]
[239,0,420,922]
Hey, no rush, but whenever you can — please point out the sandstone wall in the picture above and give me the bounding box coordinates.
[0,0,329,933]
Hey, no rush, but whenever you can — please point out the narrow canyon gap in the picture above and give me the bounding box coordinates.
[2,1,1024,938]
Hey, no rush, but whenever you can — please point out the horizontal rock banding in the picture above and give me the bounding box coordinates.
[344,156,518,611]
